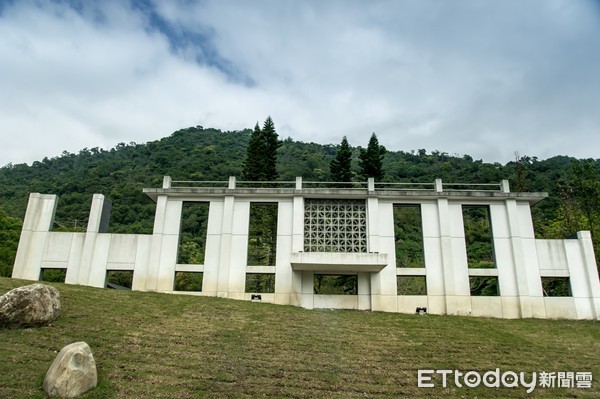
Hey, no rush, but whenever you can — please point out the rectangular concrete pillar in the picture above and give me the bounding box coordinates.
[275,200,294,305]
[504,199,545,318]
[202,200,224,295]
[432,199,471,315]
[227,200,250,300]
[291,196,304,252]
[421,202,446,314]
[358,272,371,310]
[300,271,314,309]
[131,235,152,290]
[13,193,58,280]
[370,200,396,312]
[567,231,600,319]
[70,194,111,287]
[216,195,235,297]
[289,195,304,306]
[146,196,182,291]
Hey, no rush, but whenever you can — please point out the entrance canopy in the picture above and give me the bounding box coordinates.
[290,252,388,273]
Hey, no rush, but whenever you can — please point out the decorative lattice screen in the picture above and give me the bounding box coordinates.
[304,199,367,252]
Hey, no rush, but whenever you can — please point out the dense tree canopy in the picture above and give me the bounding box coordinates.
[0,210,21,277]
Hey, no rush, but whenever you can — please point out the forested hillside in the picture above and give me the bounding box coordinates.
[0,125,598,277]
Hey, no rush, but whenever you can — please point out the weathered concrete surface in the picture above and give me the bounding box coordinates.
[10,179,600,320]
[0,283,60,329]
[43,342,97,398]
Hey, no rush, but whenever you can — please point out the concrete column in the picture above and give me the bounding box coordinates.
[146,196,182,291]
[12,193,58,280]
[574,231,600,319]
[370,200,397,312]
[504,199,545,318]
[358,272,371,310]
[73,194,112,287]
[216,195,235,297]
[202,200,225,296]
[227,200,249,300]
[367,196,382,308]
[291,196,304,252]
[367,177,375,192]
[367,197,379,253]
[490,203,520,318]
[421,202,446,314]
[275,200,294,305]
[131,235,152,290]
[300,271,314,309]
[438,199,471,315]
[290,195,304,306]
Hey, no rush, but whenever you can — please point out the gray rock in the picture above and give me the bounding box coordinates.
[44,342,98,398]
[0,283,60,329]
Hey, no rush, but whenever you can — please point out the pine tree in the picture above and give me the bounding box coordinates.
[330,136,353,184]
[359,133,386,180]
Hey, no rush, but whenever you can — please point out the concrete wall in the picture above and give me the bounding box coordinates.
[11,182,600,320]
[12,193,153,289]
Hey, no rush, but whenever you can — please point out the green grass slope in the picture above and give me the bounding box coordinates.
[0,277,598,398]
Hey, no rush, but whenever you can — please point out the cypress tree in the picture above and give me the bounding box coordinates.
[359,133,386,180]
[330,136,353,184]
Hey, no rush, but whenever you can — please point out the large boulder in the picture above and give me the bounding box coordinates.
[44,342,98,398]
[0,283,60,329]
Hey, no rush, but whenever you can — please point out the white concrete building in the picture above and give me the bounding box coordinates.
[12,177,600,320]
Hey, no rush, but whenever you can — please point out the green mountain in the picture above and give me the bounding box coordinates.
[0,125,598,277]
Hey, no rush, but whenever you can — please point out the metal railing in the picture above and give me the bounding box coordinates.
[163,176,510,193]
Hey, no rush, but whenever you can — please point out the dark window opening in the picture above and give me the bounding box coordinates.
[178,202,209,264]
[469,276,499,296]
[542,277,571,297]
[106,271,133,289]
[314,274,357,295]
[245,273,275,293]
[397,276,427,295]
[394,204,424,268]
[40,268,66,283]
[174,272,203,292]
[247,203,278,266]
[463,206,495,269]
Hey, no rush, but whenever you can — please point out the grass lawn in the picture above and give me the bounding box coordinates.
[0,277,598,398]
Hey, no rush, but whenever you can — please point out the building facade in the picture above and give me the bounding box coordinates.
[12,176,600,319]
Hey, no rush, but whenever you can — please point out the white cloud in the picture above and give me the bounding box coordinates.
[0,0,599,166]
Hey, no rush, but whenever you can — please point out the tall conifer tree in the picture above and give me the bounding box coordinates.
[242,116,281,181]
[330,136,353,183]
[242,122,266,181]
[261,116,280,181]
[359,133,386,180]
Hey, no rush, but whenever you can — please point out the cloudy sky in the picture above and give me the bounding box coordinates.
[1,0,599,166]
